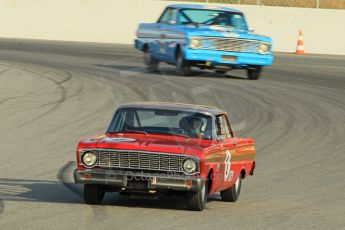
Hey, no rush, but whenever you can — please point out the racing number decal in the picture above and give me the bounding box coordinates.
[224,150,232,181]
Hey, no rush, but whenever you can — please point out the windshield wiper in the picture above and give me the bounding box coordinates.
[184,22,201,28]
[150,131,190,139]
[111,130,148,135]
[210,24,234,29]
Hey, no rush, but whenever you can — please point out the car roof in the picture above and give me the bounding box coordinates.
[167,4,242,13]
[117,102,226,116]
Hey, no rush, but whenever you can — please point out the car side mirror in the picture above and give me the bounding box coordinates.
[216,135,224,141]
[248,27,255,33]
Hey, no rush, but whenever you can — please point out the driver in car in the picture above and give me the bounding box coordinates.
[211,13,230,26]
[189,117,204,138]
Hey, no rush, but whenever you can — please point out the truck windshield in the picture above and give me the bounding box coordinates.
[107,108,213,140]
[179,9,247,30]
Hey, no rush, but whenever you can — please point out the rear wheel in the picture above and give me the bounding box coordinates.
[185,181,208,211]
[118,191,130,196]
[84,184,105,205]
[247,66,262,80]
[176,50,192,76]
[220,176,242,202]
[215,70,227,75]
[143,46,159,72]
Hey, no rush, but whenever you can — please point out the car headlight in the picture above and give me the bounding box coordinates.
[182,158,198,175]
[189,37,201,49]
[258,43,269,54]
[81,151,97,167]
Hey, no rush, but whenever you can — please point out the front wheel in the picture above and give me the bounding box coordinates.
[185,181,208,211]
[247,66,262,80]
[176,51,192,76]
[84,184,105,205]
[143,47,159,72]
[215,70,227,75]
[220,176,242,202]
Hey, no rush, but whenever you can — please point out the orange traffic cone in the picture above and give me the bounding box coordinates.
[295,30,305,55]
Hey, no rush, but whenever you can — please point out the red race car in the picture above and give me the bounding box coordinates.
[74,102,256,211]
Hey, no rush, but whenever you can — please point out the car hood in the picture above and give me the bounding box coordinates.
[184,25,272,43]
[78,133,210,156]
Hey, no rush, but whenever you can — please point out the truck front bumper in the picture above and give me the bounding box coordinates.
[184,48,273,67]
[74,169,204,192]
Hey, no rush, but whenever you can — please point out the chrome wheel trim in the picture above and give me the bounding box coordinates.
[235,176,240,191]
[201,183,206,203]
[177,54,182,67]
[144,51,150,65]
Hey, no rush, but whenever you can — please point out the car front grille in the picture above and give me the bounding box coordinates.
[94,150,191,173]
[197,37,269,54]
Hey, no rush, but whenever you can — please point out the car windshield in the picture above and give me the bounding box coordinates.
[179,9,247,30]
[107,108,213,140]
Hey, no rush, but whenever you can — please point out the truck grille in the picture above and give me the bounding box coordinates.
[198,37,269,54]
[95,150,190,173]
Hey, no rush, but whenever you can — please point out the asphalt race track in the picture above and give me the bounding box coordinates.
[0,39,344,230]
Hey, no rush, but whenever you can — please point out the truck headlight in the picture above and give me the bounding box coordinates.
[81,151,97,167]
[258,44,269,54]
[189,37,201,49]
[182,158,198,175]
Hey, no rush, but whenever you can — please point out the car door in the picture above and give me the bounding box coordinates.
[215,114,238,190]
[157,8,178,61]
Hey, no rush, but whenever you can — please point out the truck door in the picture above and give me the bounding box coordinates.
[157,8,178,61]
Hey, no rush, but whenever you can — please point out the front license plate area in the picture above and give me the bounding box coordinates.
[221,55,237,62]
[127,178,148,190]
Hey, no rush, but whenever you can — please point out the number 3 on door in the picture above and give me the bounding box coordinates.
[224,150,232,181]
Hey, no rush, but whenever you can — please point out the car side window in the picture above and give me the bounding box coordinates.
[230,14,247,30]
[223,115,234,138]
[158,8,177,24]
[216,115,231,140]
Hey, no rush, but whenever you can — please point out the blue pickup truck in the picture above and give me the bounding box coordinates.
[135,4,273,80]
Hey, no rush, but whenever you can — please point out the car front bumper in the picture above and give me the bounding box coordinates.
[74,169,204,192]
[184,48,273,67]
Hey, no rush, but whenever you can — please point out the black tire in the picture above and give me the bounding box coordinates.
[247,66,262,80]
[118,191,130,196]
[176,50,192,76]
[215,70,227,74]
[220,176,242,202]
[84,184,105,205]
[143,46,159,72]
[185,181,208,211]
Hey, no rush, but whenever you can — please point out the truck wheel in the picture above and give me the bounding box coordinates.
[215,70,227,74]
[176,51,192,76]
[143,47,159,72]
[220,176,242,202]
[185,181,208,211]
[118,191,130,196]
[247,66,262,80]
[84,184,105,205]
